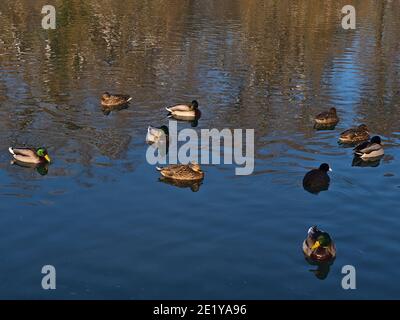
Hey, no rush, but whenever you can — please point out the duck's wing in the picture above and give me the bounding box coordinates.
[355,143,381,155]
[166,104,191,112]
[9,147,35,157]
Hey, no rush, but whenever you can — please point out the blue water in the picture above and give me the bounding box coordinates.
[0,0,399,299]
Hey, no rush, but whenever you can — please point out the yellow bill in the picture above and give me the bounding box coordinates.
[45,154,51,163]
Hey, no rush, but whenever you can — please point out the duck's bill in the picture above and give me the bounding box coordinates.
[311,241,321,250]
[329,168,333,172]
[45,155,51,163]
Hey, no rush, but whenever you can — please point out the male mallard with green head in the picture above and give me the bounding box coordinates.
[156,162,204,181]
[353,136,384,160]
[303,226,336,262]
[314,107,339,125]
[146,125,169,145]
[101,92,132,107]
[166,100,201,120]
[339,124,370,144]
[9,147,51,164]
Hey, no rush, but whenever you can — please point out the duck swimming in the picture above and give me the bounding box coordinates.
[166,100,201,120]
[353,136,384,160]
[156,163,204,181]
[302,163,331,194]
[302,226,336,262]
[314,107,339,125]
[9,147,51,164]
[339,124,370,144]
[146,125,169,145]
[101,92,132,107]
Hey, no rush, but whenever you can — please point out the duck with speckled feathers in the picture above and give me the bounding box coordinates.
[166,100,201,121]
[302,163,331,194]
[339,124,370,144]
[101,92,132,107]
[353,136,384,160]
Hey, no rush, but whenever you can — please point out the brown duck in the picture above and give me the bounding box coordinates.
[339,124,370,144]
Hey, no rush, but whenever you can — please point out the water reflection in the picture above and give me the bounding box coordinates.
[305,257,335,280]
[101,103,130,116]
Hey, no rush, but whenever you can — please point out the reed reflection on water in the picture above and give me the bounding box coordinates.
[0,0,399,299]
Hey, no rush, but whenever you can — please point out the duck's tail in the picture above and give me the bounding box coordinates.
[8,147,15,155]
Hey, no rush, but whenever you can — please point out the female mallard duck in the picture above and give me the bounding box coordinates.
[101,92,132,107]
[146,125,169,145]
[302,163,332,194]
[353,136,384,160]
[9,147,51,164]
[303,226,336,262]
[314,107,339,125]
[156,162,204,181]
[339,124,370,144]
[166,100,201,120]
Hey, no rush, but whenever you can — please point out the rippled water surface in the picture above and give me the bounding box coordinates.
[0,0,400,299]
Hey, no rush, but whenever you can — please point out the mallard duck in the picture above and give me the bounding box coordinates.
[353,136,384,160]
[339,124,370,144]
[156,163,204,181]
[303,226,336,262]
[9,147,51,164]
[314,107,339,125]
[159,176,202,192]
[146,125,169,145]
[101,92,132,107]
[166,100,201,120]
[302,163,331,194]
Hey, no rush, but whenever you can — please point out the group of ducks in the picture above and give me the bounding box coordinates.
[7,94,385,268]
[302,107,386,265]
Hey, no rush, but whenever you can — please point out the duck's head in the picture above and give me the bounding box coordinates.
[190,162,202,172]
[158,125,169,135]
[102,92,111,99]
[319,163,332,172]
[311,232,332,250]
[329,107,337,114]
[191,100,199,109]
[358,124,369,131]
[36,147,51,163]
[371,136,382,144]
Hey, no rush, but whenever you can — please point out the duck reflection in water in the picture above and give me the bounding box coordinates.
[305,257,334,280]
[352,156,382,168]
[11,160,49,176]
[159,176,203,192]
[101,103,130,116]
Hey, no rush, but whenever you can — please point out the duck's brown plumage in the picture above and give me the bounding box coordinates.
[339,124,370,143]
[101,92,132,107]
[315,107,339,125]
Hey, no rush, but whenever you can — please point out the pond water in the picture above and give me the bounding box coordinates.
[0,0,399,299]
